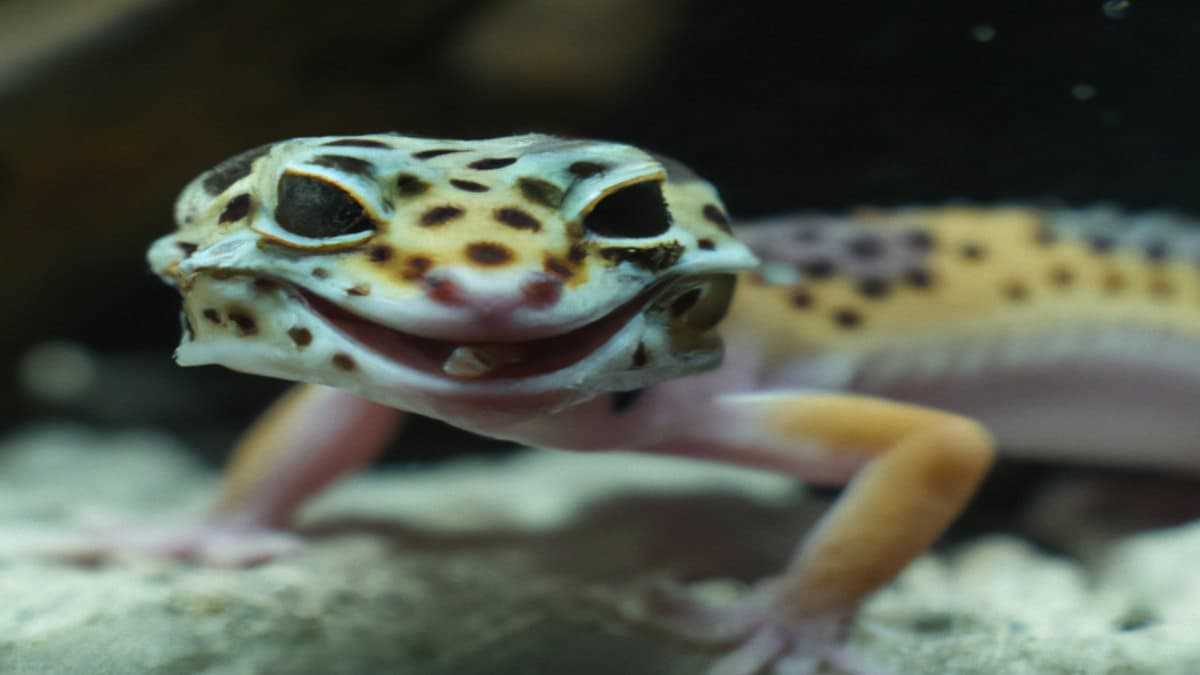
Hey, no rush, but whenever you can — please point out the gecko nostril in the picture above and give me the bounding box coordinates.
[521,274,562,309]
[425,276,466,306]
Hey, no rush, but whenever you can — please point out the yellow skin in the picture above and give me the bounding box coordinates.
[138,136,1200,675]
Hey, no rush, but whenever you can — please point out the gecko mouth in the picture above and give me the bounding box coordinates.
[298,285,669,381]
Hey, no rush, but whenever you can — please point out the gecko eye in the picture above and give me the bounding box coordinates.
[583,181,672,238]
[271,172,377,242]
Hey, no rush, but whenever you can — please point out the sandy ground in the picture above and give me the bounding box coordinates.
[1,424,1199,674]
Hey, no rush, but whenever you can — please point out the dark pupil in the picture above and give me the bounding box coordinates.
[583,181,672,238]
[275,173,374,238]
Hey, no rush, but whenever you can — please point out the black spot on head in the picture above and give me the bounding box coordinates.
[449,179,489,193]
[495,207,541,231]
[202,144,272,195]
[543,256,573,279]
[466,242,514,266]
[369,244,394,263]
[1002,280,1030,301]
[322,138,390,149]
[347,284,370,296]
[802,258,836,280]
[568,244,587,264]
[517,177,565,208]
[1049,265,1074,287]
[1144,241,1169,262]
[275,173,376,238]
[420,205,465,226]
[402,256,433,280]
[312,267,329,279]
[960,242,987,261]
[905,229,935,251]
[905,267,934,289]
[227,308,257,336]
[857,277,890,299]
[702,204,732,234]
[395,174,430,196]
[219,193,252,223]
[847,235,884,259]
[413,148,465,160]
[697,238,716,250]
[288,327,312,347]
[832,308,862,329]
[310,154,375,177]
[332,353,356,370]
[1088,235,1115,254]
[790,289,814,309]
[1102,269,1126,293]
[469,157,517,170]
[610,388,644,414]
[253,277,278,292]
[584,182,673,238]
[568,161,607,178]
[202,308,221,324]
[177,241,198,257]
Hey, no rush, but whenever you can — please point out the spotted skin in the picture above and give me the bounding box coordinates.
[128,136,1200,675]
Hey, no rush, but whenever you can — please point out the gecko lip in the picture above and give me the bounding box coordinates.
[297,284,672,380]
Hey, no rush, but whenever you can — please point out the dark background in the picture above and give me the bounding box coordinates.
[1,0,1194,464]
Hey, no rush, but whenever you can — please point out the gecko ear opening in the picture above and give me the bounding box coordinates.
[583,180,673,239]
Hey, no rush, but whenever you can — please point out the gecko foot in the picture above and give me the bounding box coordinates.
[640,579,887,675]
[44,516,304,567]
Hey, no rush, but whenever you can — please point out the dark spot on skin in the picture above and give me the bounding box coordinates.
[1049,265,1074,287]
[568,244,588,264]
[960,242,987,261]
[466,242,515,266]
[703,204,732,233]
[517,177,564,208]
[202,144,271,195]
[847,235,884,259]
[568,161,607,178]
[857,277,890,299]
[288,327,312,347]
[697,238,716,250]
[495,207,541,231]
[802,258,836,280]
[1003,280,1030,302]
[413,148,465,159]
[332,353,356,370]
[670,288,703,317]
[610,388,644,414]
[177,242,198,257]
[632,343,649,367]
[420,205,465,226]
[791,289,814,309]
[253,277,278,292]
[599,242,685,272]
[450,179,489,193]
[469,157,517,170]
[1149,276,1175,298]
[543,256,574,280]
[311,154,375,177]
[402,256,433,281]
[322,138,390,149]
[1088,235,1116,254]
[565,221,585,241]
[202,309,221,324]
[369,245,394,263]
[832,308,862,329]
[395,174,430,196]
[522,276,562,308]
[219,193,253,223]
[347,284,370,296]
[1145,241,1169,262]
[426,277,464,305]
[905,268,934,289]
[227,308,258,336]
[905,229,935,251]
[312,268,330,279]
[1102,270,1125,293]
[1034,224,1057,246]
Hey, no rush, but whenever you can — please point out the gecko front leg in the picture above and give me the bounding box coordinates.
[638,392,994,675]
[75,384,405,566]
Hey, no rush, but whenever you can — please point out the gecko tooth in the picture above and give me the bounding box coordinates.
[442,345,525,378]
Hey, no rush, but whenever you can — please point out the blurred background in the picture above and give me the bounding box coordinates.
[2,0,1196,465]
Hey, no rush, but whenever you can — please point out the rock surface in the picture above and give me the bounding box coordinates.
[1,425,1199,674]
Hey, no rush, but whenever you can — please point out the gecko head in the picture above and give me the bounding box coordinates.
[148,133,757,417]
